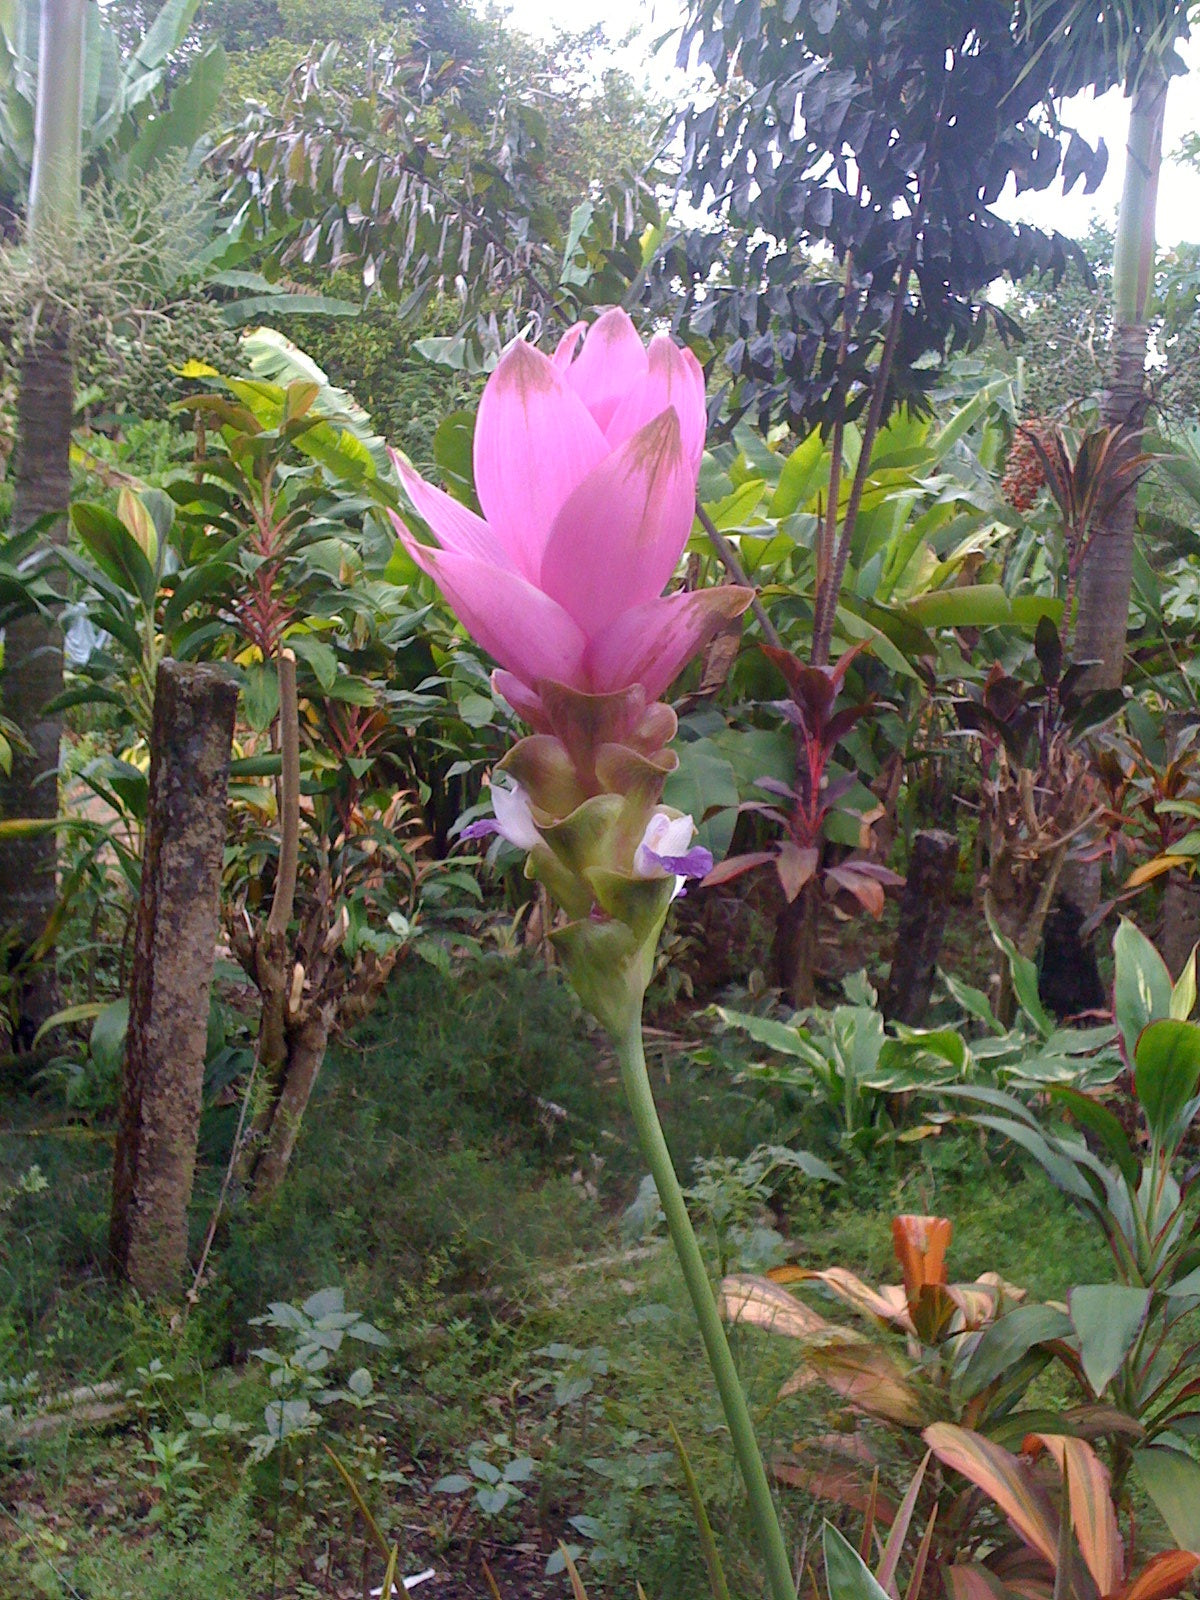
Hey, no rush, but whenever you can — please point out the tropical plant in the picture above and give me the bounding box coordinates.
[721,1214,1055,1516]
[664,0,1105,663]
[713,976,960,1158]
[0,0,227,1043]
[924,1421,1200,1600]
[1020,0,1192,686]
[938,921,1200,1539]
[954,617,1121,1015]
[704,643,902,1006]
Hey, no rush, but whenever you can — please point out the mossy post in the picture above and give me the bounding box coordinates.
[109,660,237,1302]
[883,829,959,1025]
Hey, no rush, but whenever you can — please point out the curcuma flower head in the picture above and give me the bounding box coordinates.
[389,307,750,728]
[394,310,752,1034]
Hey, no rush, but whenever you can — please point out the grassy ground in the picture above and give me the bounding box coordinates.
[0,949,1115,1599]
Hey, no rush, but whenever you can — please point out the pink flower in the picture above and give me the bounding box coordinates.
[390,308,748,722]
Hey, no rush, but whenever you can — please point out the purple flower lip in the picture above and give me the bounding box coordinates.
[643,845,714,879]
[459,817,502,841]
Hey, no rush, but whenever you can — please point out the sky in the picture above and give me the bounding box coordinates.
[502,0,1200,249]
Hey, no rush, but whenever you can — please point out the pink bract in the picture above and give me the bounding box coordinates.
[390,308,747,716]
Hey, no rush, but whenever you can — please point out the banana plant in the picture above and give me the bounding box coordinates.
[0,0,225,203]
[694,370,1058,687]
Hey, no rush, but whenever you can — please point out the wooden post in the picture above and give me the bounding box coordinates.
[882,830,958,1026]
[109,660,237,1301]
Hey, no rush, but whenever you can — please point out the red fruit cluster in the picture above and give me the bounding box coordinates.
[1001,420,1052,512]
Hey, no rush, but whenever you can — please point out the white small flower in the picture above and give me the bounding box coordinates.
[491,778,542,850]
[635,810,711,901]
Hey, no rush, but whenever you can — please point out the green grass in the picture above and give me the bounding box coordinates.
[0,952,1158,1598]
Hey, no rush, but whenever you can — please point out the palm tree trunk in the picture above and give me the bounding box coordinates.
[0,0,86,1046]
[0,331,73,1043]
[1071,64,1167,688]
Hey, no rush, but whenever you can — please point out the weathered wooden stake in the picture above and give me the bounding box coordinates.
[882,829,959,1026]
[109,660,237,1301]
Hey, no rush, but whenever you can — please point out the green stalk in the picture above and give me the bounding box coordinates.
[29,0,86,246]
[616,1016,797,1600]
[1110,63,1167,329]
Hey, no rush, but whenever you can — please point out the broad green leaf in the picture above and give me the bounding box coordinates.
[823,1522,891,1600]
[904,584,1012,628]
[662,739,740,858]
[1133,1447,1200,1548]
[1114,918,1173,1061]
[287,634,338,691]
[714,1008,814,1060]
[958,1303,1072,1400]
[1170,948,1197,1020]
[71,501,157,609]
[768,429,827,517]
[1134,1019,1200,1149]
[1068,1285,1151,1396]
[985,902,1054,1039]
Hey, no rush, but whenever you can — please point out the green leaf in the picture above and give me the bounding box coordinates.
[1050,1087,1138,1188]
[1170,948,1197,1020]
[714,1008,814,1060]
[1068,1285,1152,1396]
[662,738,740,858]
[287,634,338,691]
[71,501,157,609]
[241,661,280,732]
[904,584,1013,628]
[1133,1018,1200,1150]
[1132,1447,1200,1547]
[301,1287,344,1319]
[985,902,1054,1039]
[823,1521,892,1600]
[958,1303,1073,1400]
[1114,917,1173,1061]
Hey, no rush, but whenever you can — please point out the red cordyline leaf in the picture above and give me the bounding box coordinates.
[924,1424,1059,1568]
[701,851,777,888]
[762,640,871,735]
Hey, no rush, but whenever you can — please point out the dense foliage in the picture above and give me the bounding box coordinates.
[5,0,1200,1596]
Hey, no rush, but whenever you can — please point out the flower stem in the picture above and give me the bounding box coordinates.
[616,1016,797,1600]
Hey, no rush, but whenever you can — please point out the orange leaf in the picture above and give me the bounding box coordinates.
[776,1264,911,1326]
[945,1564,1022,1600]
[807,1338,926,1425]
[924,1423,1059,1567]
[719,1273,828,1339]
[776,841,819,902]
[1127,856,1188,890]
[1118,1551,1200,1600]
[772,1457,899,1524]
[1024,1433,1123,1596]
[892,1215,952,1301]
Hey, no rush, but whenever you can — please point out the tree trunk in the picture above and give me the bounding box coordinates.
[0,329,73,1045]
[0,0,87,1047]
[1159,872,1200,981]
[1071,66,1167,688]
[774,883,819,1009]
[248,1009,333,1202]
[109,660,237,1302]
[882,829,958,1025]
